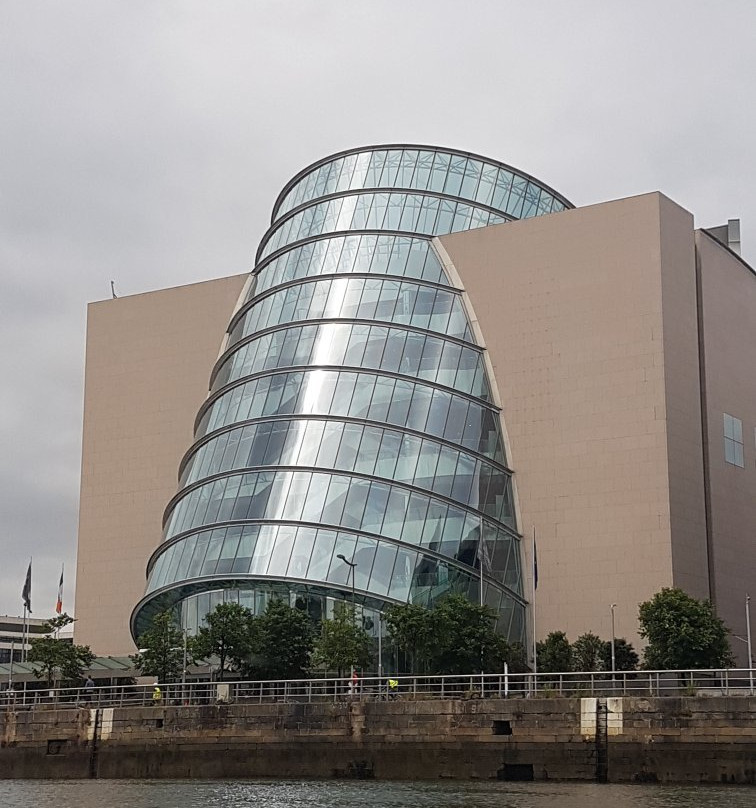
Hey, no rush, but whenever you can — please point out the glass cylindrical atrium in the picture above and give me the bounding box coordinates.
[130,145,572,652]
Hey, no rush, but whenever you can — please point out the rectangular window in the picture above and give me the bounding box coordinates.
[724,413,744,467]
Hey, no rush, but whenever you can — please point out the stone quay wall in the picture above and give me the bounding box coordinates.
[1,696,754,783]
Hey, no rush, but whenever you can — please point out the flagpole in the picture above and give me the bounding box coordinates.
[8,640,14,691]
[22,604,28,664]
[532,526,538,676]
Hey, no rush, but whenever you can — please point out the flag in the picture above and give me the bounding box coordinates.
[56,565,64,614]
[533,530,538,591]
[22,561,32,613]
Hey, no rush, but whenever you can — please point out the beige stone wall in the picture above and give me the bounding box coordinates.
[3,697,756,783]
[74,274,248,656]
[438,193,710,650]
[697,232,756,665]
[657,196,709,600]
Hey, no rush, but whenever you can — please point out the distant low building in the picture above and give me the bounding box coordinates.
[0,615,60,664]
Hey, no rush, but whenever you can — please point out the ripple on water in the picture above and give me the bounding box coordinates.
[2,780,755,808]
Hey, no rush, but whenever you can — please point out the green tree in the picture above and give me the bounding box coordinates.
[131,610,184,683]
[638,588,734,670]
[252,599,314,679]
[600,638,638,672]
[189,602,255,680]
[432,594,506,674]
[572,632,605,672]
[502,642,530,674]
[536,631,572,673]
[312,603,372,677]
[387,596,525,675]
[28,614,96,686]
[385,603,435,674]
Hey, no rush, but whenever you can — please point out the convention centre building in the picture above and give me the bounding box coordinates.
[73,145,756,665]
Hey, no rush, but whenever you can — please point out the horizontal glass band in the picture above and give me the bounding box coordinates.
[163,469,518,578]
[181,417,512,522]
[228,276,472,349]
[196,369,505,464]
[248,234,449,301]
[147,522,520,605]
[212,322,490,400]
[275,147,567,222]
[133,577,525,649]
[259,190,509,261]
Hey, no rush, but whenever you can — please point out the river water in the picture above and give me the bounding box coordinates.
[3,780,754,808]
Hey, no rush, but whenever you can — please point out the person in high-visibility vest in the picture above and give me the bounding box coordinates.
[388,678,399,698]
[152,685,162,704]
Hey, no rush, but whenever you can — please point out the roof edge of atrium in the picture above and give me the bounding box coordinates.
[270,143,574,224]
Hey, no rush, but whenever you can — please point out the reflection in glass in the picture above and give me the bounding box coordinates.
[134,145,566,651]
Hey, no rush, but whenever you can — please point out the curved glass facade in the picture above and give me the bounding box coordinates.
[131,144,573,653]
[272,147,569,222]
[196,370,506,463]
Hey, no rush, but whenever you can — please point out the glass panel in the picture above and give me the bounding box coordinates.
[288,527,316,578]
[416,196,439,234]
[381,487,408,539]
[201,532,224,575]
[362,481,390,533]
[300,473,329,522]
[353,537,377,588]
[335,423,363,469]
[460,159,482,199]
[215,530,240,574]
[322,475,349,524]
[353,426,381,475]
[389,548,418,601]
[268,525,296,576]
[365,150,386,185]
[249,526,276,574]
[413,151,435,190]
[369,543,397,596]
[444,155,467,196]
[434,199,455,234]
[491,169,513,211]
[326,534,357,585]
[395,433,422,482]
[379,150,402,186]
[232,529,257,573]
[428,151,450,193]
[307,530,337,579]
[341,479,370,529]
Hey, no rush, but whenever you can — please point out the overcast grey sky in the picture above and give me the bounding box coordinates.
[1,1,755,619]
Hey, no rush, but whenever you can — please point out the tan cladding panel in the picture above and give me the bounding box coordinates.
[439,193,706,648]
[75,274,248,656]
[696,231,756,664]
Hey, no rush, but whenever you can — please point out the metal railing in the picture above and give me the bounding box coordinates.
[2,668,756,710]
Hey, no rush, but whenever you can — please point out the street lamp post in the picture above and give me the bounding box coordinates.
[182,627,188,704]
[377,613,383,680]
[610,604,617,675]
[746,594,753,696]
[337,554,358,682]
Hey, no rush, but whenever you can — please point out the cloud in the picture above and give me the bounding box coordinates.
[1,0,755,618]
